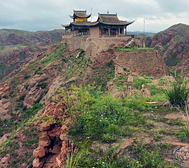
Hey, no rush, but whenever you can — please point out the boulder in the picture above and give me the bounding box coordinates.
[33,146,46,158]
[50,144,61,154]
[40,123,52,131]
[61,125,68,132]
[0,154,11,168]
[48,126,61,138]
[60,133,66,141]
[32,158,45,168]
[38,132,51,147]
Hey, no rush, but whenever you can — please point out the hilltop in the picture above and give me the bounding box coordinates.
[0,28,189,168]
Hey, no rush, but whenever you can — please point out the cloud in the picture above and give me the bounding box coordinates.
[0,0,189,32]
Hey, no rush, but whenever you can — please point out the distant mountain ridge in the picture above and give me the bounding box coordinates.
[0,29,65,45]
[0,29,65,80]
[127,31,155,37]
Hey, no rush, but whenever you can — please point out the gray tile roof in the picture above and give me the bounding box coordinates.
[70,10,91,19]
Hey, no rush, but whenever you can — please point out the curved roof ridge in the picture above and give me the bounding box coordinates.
[70,10,91,19]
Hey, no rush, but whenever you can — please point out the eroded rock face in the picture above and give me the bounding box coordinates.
[38,132,51,147]
[33,146,46,158]
[0,154,11,168]
[0,98,11,120]
[151,30,177,47]
[48,125,61,138]
[33,158,45,168]
[33,102,71,168]
[50,144,61,154]
[113,50,168,78]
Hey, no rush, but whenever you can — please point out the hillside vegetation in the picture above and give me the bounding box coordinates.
[0,38,189,168]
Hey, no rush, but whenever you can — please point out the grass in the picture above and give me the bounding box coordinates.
[158,76,170,86]
[133,77,152,90]
[60,83,184,167]
[166,78,189,107]
[114,76,128,91]
[64,141,178,168]
[176,105,189,141]
[63,83,168,142]
[62,85,147,143]
[114,47,155,52]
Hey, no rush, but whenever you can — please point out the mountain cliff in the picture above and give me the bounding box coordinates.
[0,33,173,167]
[147,23,189,75]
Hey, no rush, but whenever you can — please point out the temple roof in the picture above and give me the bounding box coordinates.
[63,21,98,28]
[70,10,91,19]
[63,12,134,28]
[97,13,133,26]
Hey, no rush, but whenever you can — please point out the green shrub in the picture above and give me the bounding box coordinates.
[23,103,43,119]
[2,95,8,99]
[24,74,31,79]
[106,61,114,68]
[166,79,189,107]
[133,77,152,89]
[15,101,23,111]
[36,82,48,89]
[69,94,126,139]
[158,76,169,85]
[19,94,26,101]
[123,68,130,72]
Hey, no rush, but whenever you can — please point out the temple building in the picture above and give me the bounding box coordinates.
[63,10,134,37]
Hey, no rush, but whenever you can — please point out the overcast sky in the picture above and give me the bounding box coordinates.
[0,0,189,33]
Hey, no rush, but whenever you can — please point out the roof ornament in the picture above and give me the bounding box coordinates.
[107,10,109,14]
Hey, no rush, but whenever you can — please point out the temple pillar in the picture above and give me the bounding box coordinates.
[125,26,127,35]
[118,28,120,36]
[108,28,110,36]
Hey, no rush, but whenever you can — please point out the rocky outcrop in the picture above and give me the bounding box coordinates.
[32,102,71,168]
[0,98,11,120]
[0,154,11,168]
